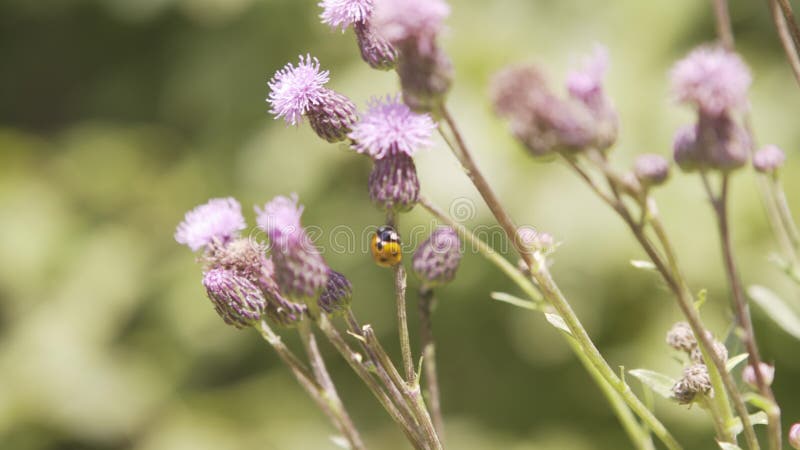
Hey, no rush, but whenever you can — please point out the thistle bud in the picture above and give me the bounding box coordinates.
[672,364,712,404]
[753,145,786,174]
[354,21,397,70]
[690,339,728,365]
[368,153,420,212]
[307,89,359,143]
[318,269,353,315]
[397,46,453,112]
[413,226,462,287]
[666,322,696,352]
[742,362,775,388]
[789,422,800,449]
[673,124,702,172]
[203,268,267,329]
[696,114,749,171]
[634,154,670,187]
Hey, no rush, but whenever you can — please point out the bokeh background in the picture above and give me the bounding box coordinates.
[2,0,800,449]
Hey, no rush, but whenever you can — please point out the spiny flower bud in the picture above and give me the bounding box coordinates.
[753,145,786,174]
[666,322,696,352]
[413,226,462,287]
[255,195,329,303]
[397,46,453,112]
[789,422,800,449]
[318,269,353,315]
[742,362,775,388]
[634,154,670,187]
[307,89,359,143]
[368,153,420,212]
[696,114,750,171]
[203,268,267,329]
[354,21,397,70]
[690,339,728,365]
[672,364,712,404]
[673,124,702,172]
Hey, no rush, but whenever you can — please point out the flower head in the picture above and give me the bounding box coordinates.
[567,45,609,107]
[255,194,305,247]
[319,0,374,31]
[666,322,696,352]
[789,422,800,449]
[690,339,728,365]
[753,145,786,174]
[413,226,462,287]
[355,21,397,70]
[268,55,330,125]
[368,152,420,211]
[307,89,359,143]
[349,95,436,159]
[672,363,712,404]
[373,0,449,55]
[671,46,751,116]
[673,124,702,172]
[203,268,267,329]
[175,197,246,251]
[742,362,775,388]
[634,154,671,187]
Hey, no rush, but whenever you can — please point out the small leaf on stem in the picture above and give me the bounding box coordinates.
[725,353,749,372]
[748,284,800,340]
[544,313,571,335]
[628,369,676,399]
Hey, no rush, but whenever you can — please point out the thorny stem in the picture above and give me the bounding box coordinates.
[704,174,781,450]
[298,321,366,450]
[768,0,800,87]
[418,287,445,440]
[434,106,682,450]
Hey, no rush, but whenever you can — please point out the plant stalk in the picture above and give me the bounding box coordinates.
[418,287,445,440]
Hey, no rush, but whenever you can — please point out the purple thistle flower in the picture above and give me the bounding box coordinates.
[349,95,436,159]
[175,197,247,251]
[567,45,609,107]
[255,195,329,302]
[267,54,330,125]
[203,268,267,329]
[670,46,751,117]
[319,0,374,31]
[368,152,420,211]
[413,226,462,287]
[373,0,449,56]
[753,145,786,174]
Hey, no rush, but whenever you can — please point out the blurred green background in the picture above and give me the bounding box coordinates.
[1,0,800,449]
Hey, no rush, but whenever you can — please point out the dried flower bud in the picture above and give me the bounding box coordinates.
[368,153,420,212]
[203,268,267,329]
[690,339,728,365]
[673,124,702,172]
[673,364,712,404]
[789,422,800,449]
[742,362,775,388]
[666,322,696,352]
[634,154,670,187]
[413,226,462,287]
[696,114,750,171]
[318,269,353,315]
[307,89,359,143]
[354,21,397,70]
[753,145,786,174]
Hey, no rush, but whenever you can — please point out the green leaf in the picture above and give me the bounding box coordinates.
[725,353,749,372]
[743,393,776,413]
[717,442,743,450]
[747,285,800,340]
[727,411,768,437]
[630,259,656,270]
[544,313,571,335]
[491,292,539,310]
[694,289,708,311]
[628,369,676,399]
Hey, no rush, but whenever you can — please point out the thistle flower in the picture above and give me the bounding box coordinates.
[567,45,609,108]
[413,226,462,287]
[318,269,353,315]
[368,153,420,211]
[373,0,450,56]
[672,364,712,404]
[690,338,728,365]
[790,422,800,449]
[753,145,786,174]
[349,95,436,159]
[354,21,397,70]
[267,55,331,126]
[671,46,751,117]
[175,197,247,252]
[634,154,670,187]
[255,195,329,302]
[319,0,373,31]
[696,114,750,171]
[666,322,696,352]
[742,362,775,388]
[307,89,359,143]
[672,124,702,172]
[203,268,267,329]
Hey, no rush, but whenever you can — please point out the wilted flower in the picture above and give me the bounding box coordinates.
[671,46,751,117]
[413,226,462,287]
[318,269,353,314]
[368,153,420,211]
[666,322,696,352]
[789,422,800,449]
[319,0,373,31]
[175,197,247,252]
[672,364,712,404]
[634,154,670,187]
[255,195,329,302]
[690,339,728,365]
[753,145,786,174]
[268,55,331,126]
[203,268,267,329]
[742,362,775,388]
[349,95,436,159]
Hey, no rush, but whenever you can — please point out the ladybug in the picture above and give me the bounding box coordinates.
[370,225,402,267]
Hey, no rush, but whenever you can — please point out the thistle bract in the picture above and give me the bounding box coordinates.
[413,226,462,287]
[203,268,267,329]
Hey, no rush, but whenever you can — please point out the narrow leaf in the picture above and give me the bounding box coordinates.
[491,292,539,310]
[631,259,656,270]
[628,369,676,399]
[725,353,749,372]
[743,393,776,413]
[694,289,708,311]
[544,313,571,335]
[748,285,800,340]
[727,411,768,437]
